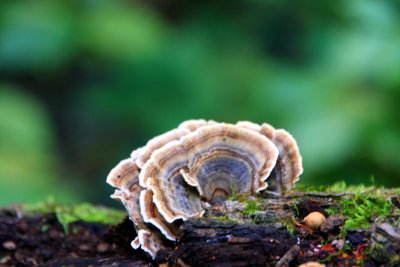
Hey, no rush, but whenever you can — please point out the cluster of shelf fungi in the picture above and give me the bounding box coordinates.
[107,120,303,259]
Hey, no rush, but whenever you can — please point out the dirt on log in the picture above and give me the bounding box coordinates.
[1,188,400,266]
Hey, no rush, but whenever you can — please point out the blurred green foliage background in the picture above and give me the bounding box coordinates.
[1,0,400,206]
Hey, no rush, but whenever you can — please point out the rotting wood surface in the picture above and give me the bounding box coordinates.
[1,188,400,266]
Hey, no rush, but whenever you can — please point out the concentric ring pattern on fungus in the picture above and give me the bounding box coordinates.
[107,120,303,258]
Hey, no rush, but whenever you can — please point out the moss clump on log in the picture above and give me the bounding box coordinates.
[22,197,125,233]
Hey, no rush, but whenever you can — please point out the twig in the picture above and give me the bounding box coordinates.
[287,192,354,198]
[276,245,300,267]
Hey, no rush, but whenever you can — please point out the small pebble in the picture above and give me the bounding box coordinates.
[41,248,54,260]
[334,239,345,250]
[78,244,90,251]
[70,252,79,258]
[48,229,61,239]
[3,241,16,251]
[320,214,346,233]
[16,221,28,233]
[0,255,11,264]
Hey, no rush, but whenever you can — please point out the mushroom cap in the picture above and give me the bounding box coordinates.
[107,157,168,256]
[140,140,204,223]
[135,119,216,170]
[260,123,275,139]
[133,229,164,259]
[107,120,303,259]
[139,189,180,241]
[235,121,275,139]
[135,128,191,169]
[178,119,217,132]
[111,189,144,229]
[235,121,262,132]
[265,129,303,193]
[141,123,279,226]
[107,158,144,228]
[181,123,279,200]
[236,122,302,193]
[106,158,140,191]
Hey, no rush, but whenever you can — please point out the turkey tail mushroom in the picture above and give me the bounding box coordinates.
[106,158,168,258]
[106,158,140,191]
[106,119,303,259]
[139,189,180,241]
[140,140,204,223]
[135,128,191,169]
[180,123,279,201]
[236,122,302,193]
[266,129,303,193]
[106,158,143,227]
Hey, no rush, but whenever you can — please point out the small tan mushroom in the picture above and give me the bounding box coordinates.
[298,262,326,267]
[304,212,326,230]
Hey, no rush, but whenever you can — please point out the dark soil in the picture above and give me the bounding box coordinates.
[0,209,149,266]
[0,204,394,267]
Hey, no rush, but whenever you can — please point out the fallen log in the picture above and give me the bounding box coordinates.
[1,185,399,266]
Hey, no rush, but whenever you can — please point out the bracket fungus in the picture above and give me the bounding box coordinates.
[107,120,303,258]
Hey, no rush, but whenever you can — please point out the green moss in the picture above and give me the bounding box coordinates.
[40,224,50,232]
[368,243,400,265]
[296,181,398,235]
[320,244,353,264]
[207,215,241,224]
[243,200,262,217]
[390,255,400,266]
[227,191,251,202]
[292,202,300,217]
[327,188,393,233]
[294,183,331,193]
[281,215,296,234]
[23,197,126,233]
[295,180,376,194]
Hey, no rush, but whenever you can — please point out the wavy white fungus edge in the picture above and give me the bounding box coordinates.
[107,120,303,259]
